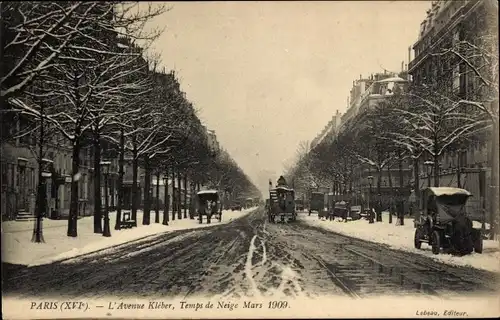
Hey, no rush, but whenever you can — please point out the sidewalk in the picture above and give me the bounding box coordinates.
[300,212,500,273]
[2,207,257,267]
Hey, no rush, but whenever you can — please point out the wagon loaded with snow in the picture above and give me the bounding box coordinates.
[268,186,296,223]
[196,190,222,224]
[413,187,483,255]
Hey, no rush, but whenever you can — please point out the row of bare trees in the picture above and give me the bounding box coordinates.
[1,1,259,239]
[286,9,498,235]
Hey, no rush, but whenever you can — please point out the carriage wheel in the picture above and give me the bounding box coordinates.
[414,228,422,249]
[431,230,441,254]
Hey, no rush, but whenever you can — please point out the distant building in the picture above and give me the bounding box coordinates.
[201,125,220,153]
[341,72,412,200]
[207,129,220,153]
[339,76,374,131]
[339,72,407,133]
[310,110,342,148]
[358,73,408,113]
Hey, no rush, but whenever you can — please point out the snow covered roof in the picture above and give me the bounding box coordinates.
[427,187,471,197]
[377,77,407,83]
[197,190,218,195]
[276,186,293,191]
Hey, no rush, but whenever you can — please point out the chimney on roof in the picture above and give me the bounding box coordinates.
[360,74,362,80]
[401,61,404,72]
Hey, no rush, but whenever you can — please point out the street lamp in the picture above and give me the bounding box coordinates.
[367,175,374,224]
[100,161,111,237]
[424,160,433,187]
[162,176,169,225]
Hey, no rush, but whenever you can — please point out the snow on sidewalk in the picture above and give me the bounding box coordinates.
[300,212,500,273]
[1,207,257,267]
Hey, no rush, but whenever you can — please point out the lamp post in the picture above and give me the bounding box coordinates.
[424,160,433,188]
[100,161,111,237]
[367,175,374,224]
[162,176,169,225]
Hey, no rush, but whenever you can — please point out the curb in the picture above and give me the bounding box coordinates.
[27,232,164,268]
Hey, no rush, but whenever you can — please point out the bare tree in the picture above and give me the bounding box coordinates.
[1,2,91,100]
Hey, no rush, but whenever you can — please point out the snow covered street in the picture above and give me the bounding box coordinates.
[1,207,257,267]
[3,207,498,300]
[301,211,500,273]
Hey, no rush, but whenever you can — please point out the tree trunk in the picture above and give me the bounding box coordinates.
[143,155,151,225]
[457,150,462,188]
[183,174,188,219]
[68,137,81,237]
[163,167,169,225]
[32,102,45,243]
[489,118,499,239]
[376,169,382,222]
[177,172,182,219]
[131,146,138,227]
[155,172,160,223]
[398,152,405,226]
[93,128,102,234]
[110,178,115,210]
[387,165,393,224]
[433,154,440,187]
[413,157,420,210]
[171,167,176,221]
[115,127,125,230]
[190,181,196,218]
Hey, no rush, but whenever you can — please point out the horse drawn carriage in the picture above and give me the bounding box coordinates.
[414,187,483,255]
[196,190,222,224]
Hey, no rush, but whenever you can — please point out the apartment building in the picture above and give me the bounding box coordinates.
[407,0,497,217]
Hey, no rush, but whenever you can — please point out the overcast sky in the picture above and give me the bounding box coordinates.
[148,1,431,194]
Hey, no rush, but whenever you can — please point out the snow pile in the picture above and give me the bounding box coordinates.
[300,212,500,273]
[1,207,257,267]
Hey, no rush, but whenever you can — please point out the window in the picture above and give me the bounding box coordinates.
[459,63,467,97]
[9,164,15,188]
[452,64,460,93]
[461,151,468,168]
[452,29,460,46]
[61,154,65,174]
[1,162,7,187]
